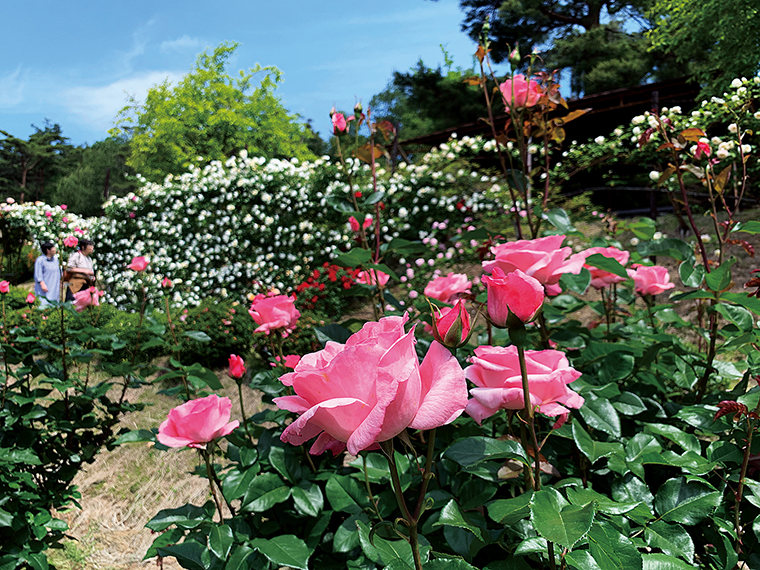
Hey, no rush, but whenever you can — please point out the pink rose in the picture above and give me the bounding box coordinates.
[424,272,471,304]
[349,216,360,232]
[228,354,246,379]
[583,246,630,289]
[628,265,675,296]
[60,204,68,210]
[483,235,587,296]
[274,315,467,455]
[284,354,301,369]
[431,300,471,348]
[157,394,239,449]
[0,281,9,294]
[128,256,149,271]
[695,141,711,160]
[161,276,172,288]
[26,293,36,304]
[362,216,373,229]
[482,267,544,325]
[63,236,78,248]
[62,217,69,223]
[356,269,390,287]
[332,112,347,134]
[73,287,101,312]
[248,293,300,335]
[465,345,584,424]
[500,74,542,111]
[44,211,52,218]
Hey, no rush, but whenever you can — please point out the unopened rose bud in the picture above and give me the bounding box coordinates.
[431,300,472,349]
[354,102,363,114]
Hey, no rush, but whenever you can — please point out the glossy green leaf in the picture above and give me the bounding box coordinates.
[113,429,156,445]
[240,472,290,513]
[678,262,705,288]
[143,528,185,560]
[333,513,368,553]
[641,553,694,570]
[157,541,207,570]
[291,482,324,518]
[645,521,694,562]
[433,500,484,540]
[704,258,735,292]
[578,395,621,437]
[654,477,721,525]
[530,488,595,550]
[586,522,642,570]
[585,253,628,278]
[224,545,255,570]
[222,466,259,502]
[628,217,656,240]
[544,208,575,232]
[637,238,694,263]
[612,392,647,416]
[643,424,700,454]
[423,559,479,569]
[334,248,372,267]
[566,550,603,570]
[444,437,529,467]
[251,535,311,570]
[560,269,591,295]
[733,220,760,234]
[572,422,622,463]
[146,503,213,531]
[208,524,233,561]
[487,492,533,525]
[326,474,368,514]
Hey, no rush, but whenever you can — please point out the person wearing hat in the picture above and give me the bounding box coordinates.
[34,241,61,308]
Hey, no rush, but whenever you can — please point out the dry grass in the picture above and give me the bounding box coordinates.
[51,371,266,570]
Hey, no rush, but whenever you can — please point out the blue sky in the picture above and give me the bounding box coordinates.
[0,0,483,146]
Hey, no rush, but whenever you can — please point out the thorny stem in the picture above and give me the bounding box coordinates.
[695,310,719,404]
[203,447,225,524]
[362,454,383,521]
[735,395,760,549]
[412,429,436,521]
[237,381,254,446]
[380,439,423,570]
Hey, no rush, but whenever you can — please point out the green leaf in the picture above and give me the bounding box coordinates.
[578,395,621,437]
[383,238,428,256]
[333,513,368,553]
[643,424,700,454]
[560,269,591,295]
[566,550,603,570]
[183,331,212,342]
[326,475,368,514]
[240,473,290,513]
[146,503,212,531]
[704,258,735,293]
[144,528,185,560]
[208,524,234,561]
[600,353,635,382]
[678,262,705,288]
[628,217,656,240]
[314,323,352,345]
[433,500,484,540]
[251,535,312,570]
[637,238,694,263]
[113,429,156,445]
[733,220,760,234]
[565,487,650,517]
[487,492,533,525]
[612,392,647,416]
[543,208,575,233]
[365,262,399,282]
[291,482,324,518]
[653,477,721,525]
[714,303,754,332]
[0,509,13,528]
[530,488,595,550]
[585,253,628,278]
[25,553,48,570]
[587,522,643,570]
[222,466,259,502]
[364,190,385,205]
[334,248,372,267]
[444,437,529,467]
[424,560,479,569]
[645,521,694,562]
[641,553,695,570]
[572,422,623,463]
[157,541,207,570]
[706,440,743,465]
[356,519,430,567]
[224,545,255,570]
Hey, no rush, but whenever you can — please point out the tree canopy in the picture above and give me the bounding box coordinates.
[646,0,760,95]
[111,42,316,182]
[370,57,489,141]
[453,0,677,96]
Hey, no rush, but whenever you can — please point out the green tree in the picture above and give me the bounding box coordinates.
[49,137,138,216]
[453,0,674,95]
[647,0,760,95]
[0,121,72,203]
[370,58,489,140]
[111,42,315,182]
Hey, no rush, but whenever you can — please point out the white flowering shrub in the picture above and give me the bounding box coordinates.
[0,202,91,245]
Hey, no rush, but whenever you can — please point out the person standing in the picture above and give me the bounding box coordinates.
[34,242,61,308]
[65,239,96,300]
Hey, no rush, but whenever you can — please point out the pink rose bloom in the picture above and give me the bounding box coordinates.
[44,211,52,218]
[349,216,360,232]
[500,74,542,111]
[695,141,711,160]
[63,236,78,248]
[26,293,36,304]
[628,265,675,296]
[465,345,584,424]
[249,293,300,335]
[332,112,347,134]
[60,204,68,211]
[284,354,301,369]
[356,269,390,287]
[431,300,471,348]
[362,216,373,229]
[228,354,246,379]
[424,273,471,304]
[0,281,9,294]
[73,287,101,312]
[274,315,467,455]
[583,246,630,289]
[483,235,587,296]
[482,267,544,325]
[128,256,149,271]
[62,217,69,223]
[157,394,239,449]
[161,276,172,288]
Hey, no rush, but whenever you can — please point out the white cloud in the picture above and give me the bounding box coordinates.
[160,35,205,54]
[61,71,184,131]
[0,67,27,108]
